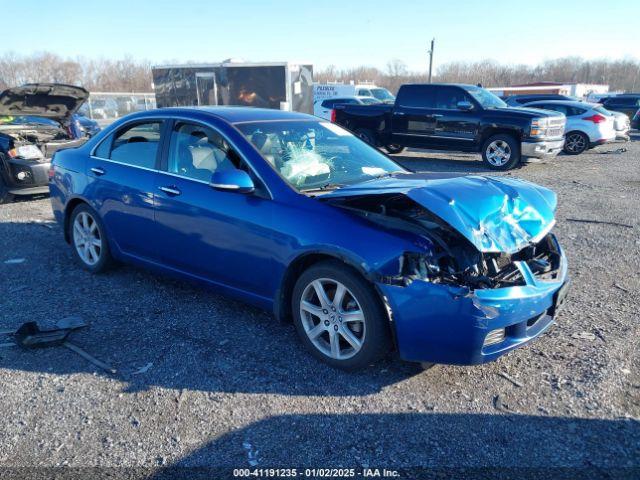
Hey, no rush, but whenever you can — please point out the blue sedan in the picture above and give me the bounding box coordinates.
[49,107,569,370]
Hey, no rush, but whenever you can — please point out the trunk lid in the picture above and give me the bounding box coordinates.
[0,83,89,121]
[321,174,557,254]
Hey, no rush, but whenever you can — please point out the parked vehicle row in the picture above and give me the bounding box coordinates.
[49,107,568,370]
[332,83,567,170]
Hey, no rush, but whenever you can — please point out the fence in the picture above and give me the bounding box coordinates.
[80,92,156,125]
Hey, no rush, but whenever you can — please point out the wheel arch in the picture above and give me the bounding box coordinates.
[479,127,522,147]
[63,196,91,243]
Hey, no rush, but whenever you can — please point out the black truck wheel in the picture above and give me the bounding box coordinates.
[355,128,377,146]
[385,144,405,154]
[481,134,521,170]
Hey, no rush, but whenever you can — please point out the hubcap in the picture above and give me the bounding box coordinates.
[566,133,586,153]
[73,212,102,266]
[300,278,366,360]
[486,140,512,166]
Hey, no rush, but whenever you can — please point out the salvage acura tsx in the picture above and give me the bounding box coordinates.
[50,107,569,370]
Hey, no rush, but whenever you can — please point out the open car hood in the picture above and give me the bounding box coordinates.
[0,83,89,120]
[321,174,557,254]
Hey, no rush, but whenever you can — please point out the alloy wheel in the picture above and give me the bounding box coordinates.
[565,133,587,153]
[299,278,366,360]
[73,211,102,266]
[485,140,512,166]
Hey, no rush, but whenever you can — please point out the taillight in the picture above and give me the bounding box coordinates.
[48,165,55,180]
[583,114,606,124]
[330,109,336,123]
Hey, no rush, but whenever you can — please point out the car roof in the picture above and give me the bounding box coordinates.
[525,100,589,107]
[127,106,316,124]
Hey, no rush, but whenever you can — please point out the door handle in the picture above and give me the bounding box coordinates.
[394,112,406,116]
[159,186,181,196]
[90,167,106,176]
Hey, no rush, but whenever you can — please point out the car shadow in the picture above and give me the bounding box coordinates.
[148,412,639,474]
[0,217,424,397]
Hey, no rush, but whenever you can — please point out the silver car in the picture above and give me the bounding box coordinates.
[525,100,617,155]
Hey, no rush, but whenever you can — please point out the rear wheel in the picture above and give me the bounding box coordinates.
[481,134,520,170]
[563,131,589,155]
[385,144,405,154]
[69,204,113,273]
[0,176,15,205]
[355,128,377,146]
[292,260,391,370]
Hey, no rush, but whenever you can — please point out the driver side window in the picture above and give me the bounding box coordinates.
[166,122,239,182]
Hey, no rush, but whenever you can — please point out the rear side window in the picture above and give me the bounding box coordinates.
[110,121,162,169]
[93,135,112,158]
[397,85,435,108]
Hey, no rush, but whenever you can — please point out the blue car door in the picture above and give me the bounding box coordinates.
[86,119,167,260]
[153,119,275,301]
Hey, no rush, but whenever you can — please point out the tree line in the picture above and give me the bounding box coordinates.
[0,52,638,94]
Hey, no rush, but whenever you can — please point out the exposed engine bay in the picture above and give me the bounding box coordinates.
[0,124,86,160]
[323,193,562,290]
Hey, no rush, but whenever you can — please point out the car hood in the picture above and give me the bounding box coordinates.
[495,106,564,118]
[321,174,557,254]
[0,83,89,120]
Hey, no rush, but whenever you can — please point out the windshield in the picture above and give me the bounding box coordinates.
[236,120,406,191]
[0,115,60,127]
[463,86,506,109]
[370,88,395,102]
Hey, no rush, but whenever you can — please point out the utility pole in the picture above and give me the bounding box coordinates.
[428,38,435,83]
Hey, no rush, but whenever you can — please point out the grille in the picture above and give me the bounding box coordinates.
[547,127,564,137]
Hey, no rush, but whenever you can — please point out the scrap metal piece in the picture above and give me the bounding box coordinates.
[566,218,633,229]
[63,341,117,375]
[14,317,87,348]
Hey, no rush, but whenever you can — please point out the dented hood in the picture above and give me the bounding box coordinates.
[322,173,557,254]
[0,83,89,120]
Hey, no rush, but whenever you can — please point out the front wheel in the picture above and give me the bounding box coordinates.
[385,144,405,154]
[0,175,15,205]
[292,260,391,370]
[481,134,521,170]
[563,131,589,155]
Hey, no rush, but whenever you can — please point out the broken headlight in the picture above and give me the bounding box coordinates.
[8,145,44,160]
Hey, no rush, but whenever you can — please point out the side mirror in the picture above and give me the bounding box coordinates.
[210,169,255,194]
[457,100,474,111]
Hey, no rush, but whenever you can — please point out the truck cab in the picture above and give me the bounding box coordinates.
[334,83,566,170]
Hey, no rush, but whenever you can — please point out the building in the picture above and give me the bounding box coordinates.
[487,82,609,99]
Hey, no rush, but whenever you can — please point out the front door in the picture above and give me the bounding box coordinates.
[153,120,275,299]
[430,86,481,149]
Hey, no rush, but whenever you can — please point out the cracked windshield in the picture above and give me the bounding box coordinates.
[237,120,405,191]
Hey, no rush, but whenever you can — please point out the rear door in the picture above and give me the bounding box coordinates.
[87,119,166,260]
[430,86,481,148]
[390,85,439,148]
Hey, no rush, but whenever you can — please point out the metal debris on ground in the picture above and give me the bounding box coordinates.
[565,218,634,229]
[599,147,627,154]
[63,341,117,374]
[613,283,630,293]
[4,258,26,264]
[132,362,153,375]
[497,371,523,388]
[571,332,597,341]
[14,316,87,348]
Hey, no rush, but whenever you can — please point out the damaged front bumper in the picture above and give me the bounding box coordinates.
[378,246,569,365]
[2,157,51,195]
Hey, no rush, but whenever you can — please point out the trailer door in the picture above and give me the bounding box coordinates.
[196,72,218,106]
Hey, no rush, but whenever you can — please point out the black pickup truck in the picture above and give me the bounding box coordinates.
[333,83,566,170]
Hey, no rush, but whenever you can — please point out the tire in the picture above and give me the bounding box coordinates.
[0,175,15,205]
[385,144,405,154]
[292,260,391,370]
[355,128,377,146]
[563,131,589,155]
[481,134,521,170]
[69,203,113,273]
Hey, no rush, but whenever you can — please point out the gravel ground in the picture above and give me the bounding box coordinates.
[0,136,638,478]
